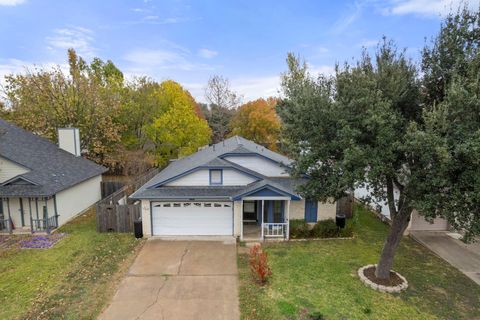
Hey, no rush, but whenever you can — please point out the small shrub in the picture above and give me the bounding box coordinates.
[249,244,272,284]
[289,219,310,238]
[310,219,339,238]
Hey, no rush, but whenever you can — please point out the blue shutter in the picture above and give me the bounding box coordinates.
[305,200,318,222]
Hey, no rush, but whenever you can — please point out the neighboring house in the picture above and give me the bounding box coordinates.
[0,119,107,234]
[131,136,336,240]
[355,185,449,232]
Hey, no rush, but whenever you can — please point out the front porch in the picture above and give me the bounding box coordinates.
[240,198,290,241]
[0,197,59,234]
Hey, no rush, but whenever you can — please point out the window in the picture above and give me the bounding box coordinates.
[209,169,223,185]
[204,203,212,207]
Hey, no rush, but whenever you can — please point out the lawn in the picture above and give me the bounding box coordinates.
[238,204,480,320]
[0,208,144,320]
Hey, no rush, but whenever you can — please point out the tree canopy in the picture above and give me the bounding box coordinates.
[278,6,480,279]
[4,49,124,167]
[229,97,280,150]
[2,50,210,172]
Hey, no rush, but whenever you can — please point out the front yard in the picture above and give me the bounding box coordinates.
[239,205,480,319]
[0,208,144,320]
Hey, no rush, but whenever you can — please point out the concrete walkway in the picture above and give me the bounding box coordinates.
[410,231,480,285]
[99,239,239,320]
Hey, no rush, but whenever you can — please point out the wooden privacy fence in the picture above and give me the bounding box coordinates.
[96,203,141,232]
[96,168,160,233]
[100,181,126,198]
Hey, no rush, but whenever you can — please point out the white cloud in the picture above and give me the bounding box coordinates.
[46,26,96,57]
[198,48,218,59]
[123,47,213,72]
[0,0,25,6]
[381,0,480,17]
[331,1,364,34]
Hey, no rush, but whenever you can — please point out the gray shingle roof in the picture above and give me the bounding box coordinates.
[130,136,303,200]
[134,186,246,200]
[0,119,107,197]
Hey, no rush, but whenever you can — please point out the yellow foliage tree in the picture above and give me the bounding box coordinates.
[145,80,211,166]
[229,98,280,150]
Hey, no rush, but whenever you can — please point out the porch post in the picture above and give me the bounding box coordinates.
[35,198,39,230]
[240,199,244,241]
[19,198,25,227]
[28,198,33,233]
[6,198,12,234]
[286,199,291,240]
[53,195,59,228]
[261,200,264,240]
[44,198,50,234]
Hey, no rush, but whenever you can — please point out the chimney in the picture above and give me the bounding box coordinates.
[58,128,81,156]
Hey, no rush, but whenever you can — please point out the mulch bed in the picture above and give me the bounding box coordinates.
[363,266,404,287]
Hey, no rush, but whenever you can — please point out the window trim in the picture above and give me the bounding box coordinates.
[209,169,223,185]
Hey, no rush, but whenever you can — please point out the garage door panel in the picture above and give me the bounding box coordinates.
[152,202,233,236]
[410,210,448,231]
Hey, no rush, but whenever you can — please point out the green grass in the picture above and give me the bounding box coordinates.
[0,208,144,320]
[238,204,480,320]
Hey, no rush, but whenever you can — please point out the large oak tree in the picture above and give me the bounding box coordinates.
[278,7,480,280]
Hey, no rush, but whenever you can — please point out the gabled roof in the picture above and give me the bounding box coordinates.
[0,119,107,197]
[130,136,304,200]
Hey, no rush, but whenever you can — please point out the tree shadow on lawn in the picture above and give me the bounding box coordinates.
[242,206,480,320]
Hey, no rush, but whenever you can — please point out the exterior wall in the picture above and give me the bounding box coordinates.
[288,199,337,222]
[0,156,29,183]
[289,199,305,220]
[141,200,152,237]
[55,175,102,226]
[165,169,257,186]
[317,199,337,220]
[233,201,242,237]
[223,156,289,177]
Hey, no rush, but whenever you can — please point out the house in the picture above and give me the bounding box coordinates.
[131,136,337,240]
[0,119,107,234]
[355,185,449,232]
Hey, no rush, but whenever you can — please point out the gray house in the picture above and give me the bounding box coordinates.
[131,136,336,240]
[0,119,107,234]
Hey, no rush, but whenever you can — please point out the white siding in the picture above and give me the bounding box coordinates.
[141,200,151,237]
[55,175,102,226]
[165,169,256,186]
[224,156,289,177]
[0,156,29,183]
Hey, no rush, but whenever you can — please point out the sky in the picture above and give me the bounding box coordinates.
[0,0,479,103]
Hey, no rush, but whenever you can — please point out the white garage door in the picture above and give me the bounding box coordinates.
[152,201,233,236]
[410,210,449,231]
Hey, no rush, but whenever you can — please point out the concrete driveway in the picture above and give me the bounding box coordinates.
[411,231,480,285]
[99,239,239,320]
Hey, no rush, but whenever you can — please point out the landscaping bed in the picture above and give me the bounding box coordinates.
[0,208,144,320]
[238,204,480,320]
[289,216,356,239]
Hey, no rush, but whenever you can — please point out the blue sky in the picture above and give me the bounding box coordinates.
[0,0,478,102]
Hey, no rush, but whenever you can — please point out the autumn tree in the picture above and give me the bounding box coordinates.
[3,49,123,168]
[144,80,211,165]
[204,75,241,142]
[229,97,280,150]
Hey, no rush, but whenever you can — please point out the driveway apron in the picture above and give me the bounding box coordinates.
[99,239,239,320]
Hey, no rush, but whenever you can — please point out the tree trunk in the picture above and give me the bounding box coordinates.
[375,207,413,279]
